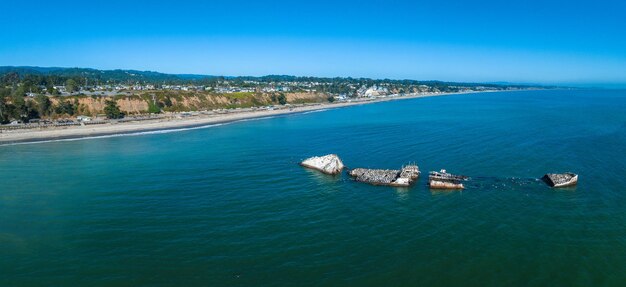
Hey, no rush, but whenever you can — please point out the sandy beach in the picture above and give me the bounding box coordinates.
[0,92,477,145]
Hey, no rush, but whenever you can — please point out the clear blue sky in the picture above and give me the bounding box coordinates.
[1,0,625,86]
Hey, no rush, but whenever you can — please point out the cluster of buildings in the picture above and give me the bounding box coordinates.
[36,78,512,98]
[356,85,390,97]
[44,81,308,96]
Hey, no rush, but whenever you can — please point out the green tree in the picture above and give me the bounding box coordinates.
[104,100,124,119]
[0,87,10,98]
[46,82,57,95]
[65,79,78,93]
[35,94,52,117]
[12,85,26,98]
[147,101,161,114]
[25,101,40,121]
[327,96,335,103]
[0,87,14,123]
[1,72,19,86]
[277,94,287,105]
[10,88,27,121]
[55,100,76,116]
[0,95,7,124]
[163,97,173,107]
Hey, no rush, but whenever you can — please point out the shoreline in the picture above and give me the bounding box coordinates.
[0,90,497,145]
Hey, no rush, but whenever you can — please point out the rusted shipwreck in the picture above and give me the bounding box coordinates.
[349,165,420,187]
[542,172,578,188]
[429,169,469,189]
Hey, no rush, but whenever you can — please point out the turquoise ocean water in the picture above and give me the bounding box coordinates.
[1,90,625,286]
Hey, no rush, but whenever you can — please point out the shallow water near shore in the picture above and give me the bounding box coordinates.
[1,90,625,286]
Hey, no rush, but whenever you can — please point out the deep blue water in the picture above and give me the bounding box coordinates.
[1,90,625,286]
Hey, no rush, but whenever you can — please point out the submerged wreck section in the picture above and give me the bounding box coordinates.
[429,169,468,189]
[300,154,345,175]
[542,173,578,188]
[349,165,420,187]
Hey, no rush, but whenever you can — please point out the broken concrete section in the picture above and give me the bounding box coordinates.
[542,173,578,188]
[349,165,420,187]
[300,154,345,175]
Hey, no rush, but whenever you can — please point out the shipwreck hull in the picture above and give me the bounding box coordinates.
[349,165,420,187]
[542,173,578,188]
[429,180,465,189]
[428,170,467,189]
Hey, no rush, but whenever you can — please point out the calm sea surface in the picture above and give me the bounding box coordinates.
[1,90,625,286]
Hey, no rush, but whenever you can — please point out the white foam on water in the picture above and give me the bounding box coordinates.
[234,116,277,122]
[301,108,331,115]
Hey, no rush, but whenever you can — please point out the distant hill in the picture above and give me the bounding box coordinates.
[0,66,216,83]
[0,66,555,89]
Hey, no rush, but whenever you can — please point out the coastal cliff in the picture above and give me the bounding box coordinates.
[38,91,329,118]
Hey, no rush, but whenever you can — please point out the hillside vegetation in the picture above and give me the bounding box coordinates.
[0,66,550,123]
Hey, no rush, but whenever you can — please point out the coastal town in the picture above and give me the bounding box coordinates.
[0,67,548,130]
